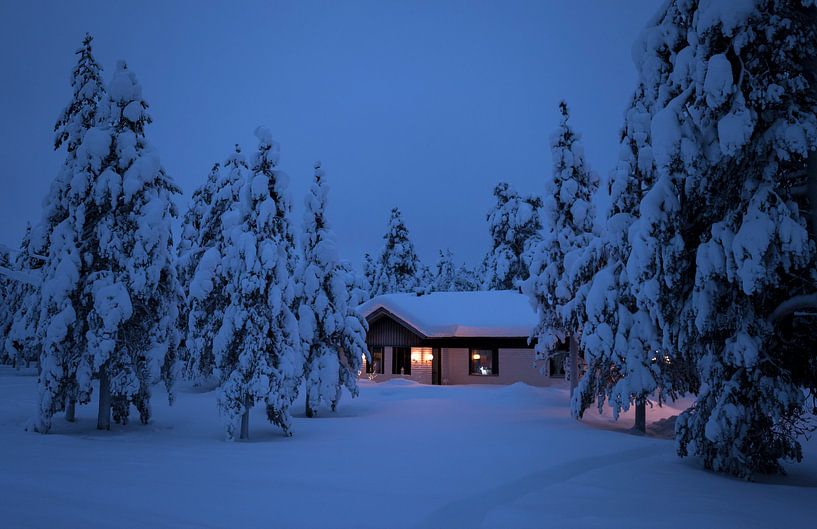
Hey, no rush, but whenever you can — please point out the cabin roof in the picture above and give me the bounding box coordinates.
[357,290,537,339]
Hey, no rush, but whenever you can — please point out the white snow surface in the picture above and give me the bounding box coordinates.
[358,290,538,338]
[0,368,814,529]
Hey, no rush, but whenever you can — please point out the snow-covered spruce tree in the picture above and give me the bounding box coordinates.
[570,1,701,433]
[482,182,542,290]
[214,128,302,440]
[4,225,49,371]
[360,252,377,299]
[370,208,421,295]
[178,162,220,300]
[430,249,479,292]
[300,162,368,417]
[523,102,598,396]
[185,148,247,383]
[35,33,108,426]
[651,0,817,478]
[60,61,181,431]
[0,246,12,363]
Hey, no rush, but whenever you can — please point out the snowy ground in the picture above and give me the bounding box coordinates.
[0,367,815,529]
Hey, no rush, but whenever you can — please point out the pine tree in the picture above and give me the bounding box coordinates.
[370,208,421,295]
[185,148,247,382]
[34,33,108,430]
[39,60,182,432]
[482,182,542,290]
[4,226,44,369]
[524,103,599,396]
[431,249,479,292]
[650,0,817,478]
[300,162,368,417]
[214,128,302,440]
[361,252,377,299]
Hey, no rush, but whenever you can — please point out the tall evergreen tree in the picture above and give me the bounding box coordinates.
[482,182,542,290]
[33,34,108,428]
[649,0,817,478]
[37,59,181,432]
[300,162,368,417]
[185,148,247,382]
[214,128,302,440]
[361,252,377,299]
[524,102,599,395]
[370,208,421,295]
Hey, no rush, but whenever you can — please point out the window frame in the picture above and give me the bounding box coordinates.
[468,347,499,376]
[366,346,385,374]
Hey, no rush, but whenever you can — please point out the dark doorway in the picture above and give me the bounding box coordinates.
[432,348,441,385]
[392,347,411,375]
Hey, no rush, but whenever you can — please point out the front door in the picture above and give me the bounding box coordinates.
[431,347,441,385]
[392,347,411,375]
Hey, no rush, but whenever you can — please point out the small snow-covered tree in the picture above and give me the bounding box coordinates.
[300,162,368,417]
[4,226,44,369]
[482,182,542,290]
[370,208,421,295]
[178,162,220,295]
[360,252,377,299]
[523,102,598,396]
[185,148,247,382]
[214,128,302,440]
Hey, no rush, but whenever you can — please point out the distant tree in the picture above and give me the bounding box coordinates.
[4,226,43,369]
[361,252,377,298]
[214,128,302,440]
[370,208,421,295]
[300,162,368,417]
[482,182,542,290]
[524,102,598,398]
[431,249,480,292]
[185,148,247,383]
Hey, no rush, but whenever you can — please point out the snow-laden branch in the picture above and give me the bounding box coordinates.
[769,293,817,324]
[0,265,41,286]
[0,243,46,261]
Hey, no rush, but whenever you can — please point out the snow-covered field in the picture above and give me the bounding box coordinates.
[0,367,814,529]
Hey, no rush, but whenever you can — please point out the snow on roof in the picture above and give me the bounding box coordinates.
[357,290,537,338]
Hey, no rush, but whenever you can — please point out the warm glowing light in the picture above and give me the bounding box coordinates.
[411,347,433,364]
[472,353,480,360]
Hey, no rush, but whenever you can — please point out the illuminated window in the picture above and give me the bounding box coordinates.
[410,347,434,365]
[469,348,498,376]
[366,346,384,374]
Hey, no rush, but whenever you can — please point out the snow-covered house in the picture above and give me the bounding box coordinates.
[357,290,562,386]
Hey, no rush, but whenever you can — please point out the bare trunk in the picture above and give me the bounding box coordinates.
[569,334,579,397]
[305,394,314,418]
[65,397,76,423]
[97,363,111,430]
[240,404,250,440]
[634,397,646,434]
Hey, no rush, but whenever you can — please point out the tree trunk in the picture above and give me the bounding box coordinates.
[65,397,76,423]
[305,394,314,418]
[634,397,646,434]
[240,404,250,440]
[97,363,111,430]
[569,334,579,397]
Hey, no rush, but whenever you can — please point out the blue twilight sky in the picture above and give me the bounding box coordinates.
[0,0,660,268]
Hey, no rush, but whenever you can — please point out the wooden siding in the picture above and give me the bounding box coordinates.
[366,316,423,347]
[441,348,550,387]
